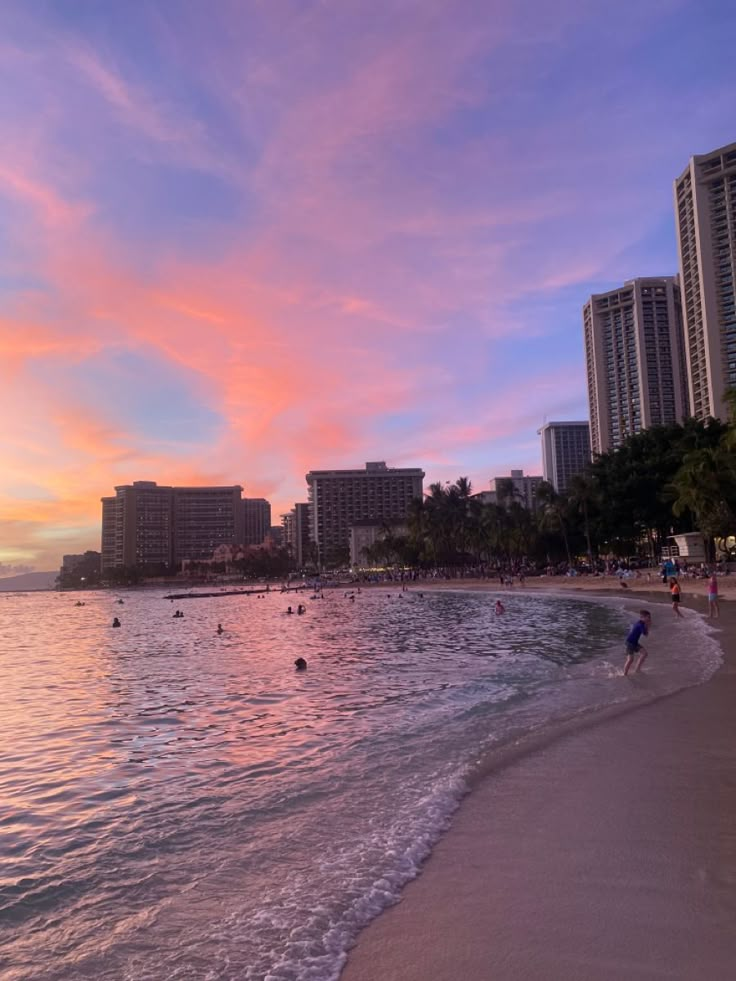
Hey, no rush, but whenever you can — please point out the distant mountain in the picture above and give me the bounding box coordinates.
[0,571,58,592]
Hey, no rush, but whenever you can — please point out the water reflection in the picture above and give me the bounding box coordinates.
[0,587,629,980]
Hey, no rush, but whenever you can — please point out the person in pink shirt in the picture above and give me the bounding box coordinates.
[708,572,720,619]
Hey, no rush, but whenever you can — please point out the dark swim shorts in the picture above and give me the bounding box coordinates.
[672,594,680,603]
[625,643,640,656]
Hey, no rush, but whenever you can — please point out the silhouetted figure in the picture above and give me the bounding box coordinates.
[112,617,121,628]
[117,599,124,604]
[287,606,294,615]
[217,623,224,635]
[295,657,307,671]
[495,600,505,615]
[297,604,306,615]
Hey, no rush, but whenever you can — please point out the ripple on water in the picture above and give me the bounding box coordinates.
[0,586,721,980]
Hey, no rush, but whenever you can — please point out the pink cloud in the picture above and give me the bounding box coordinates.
[3,0,724,569]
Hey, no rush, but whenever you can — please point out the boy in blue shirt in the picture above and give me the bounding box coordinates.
[624,610,651,675]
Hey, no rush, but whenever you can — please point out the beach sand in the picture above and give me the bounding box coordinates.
[340,590,736,981]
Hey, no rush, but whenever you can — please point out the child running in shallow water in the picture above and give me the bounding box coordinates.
[708,573,720,618]
[623,610,651,676]
[670,577,683,618]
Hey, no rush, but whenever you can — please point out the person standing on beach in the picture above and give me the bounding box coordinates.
[624,610,651,675]
[708,572,720,618]
[670,577,683,618]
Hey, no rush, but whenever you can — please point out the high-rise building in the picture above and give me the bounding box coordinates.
[243,498,272,546]
[538,421,591,494]
[101,481,173,570]
[172,486,244,563]
[583,277,688,455]
[306,461,424,568]
[282,503,311,568]
[489,470,544,510]
[101,495,119,569]
[674,141,736,420]
[268,525,284,547]
[101,481,244,570]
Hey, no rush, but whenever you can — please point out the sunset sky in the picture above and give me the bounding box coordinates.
[1,0,733,572]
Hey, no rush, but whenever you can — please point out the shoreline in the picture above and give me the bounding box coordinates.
[340,583,736,980]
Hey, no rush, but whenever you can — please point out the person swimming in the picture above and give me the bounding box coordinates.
[112,617,121,628]
[495,600,505,615]
[217,623,224,635]
[297,604,306,615]
[294,657,307,670]
[286,606,294,614]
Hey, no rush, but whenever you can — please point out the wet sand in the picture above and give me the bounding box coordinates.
[340,593,736,981]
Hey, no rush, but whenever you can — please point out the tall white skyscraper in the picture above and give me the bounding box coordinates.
[583,277,688,455]
[674,141,736,421]
[538,421,591,494]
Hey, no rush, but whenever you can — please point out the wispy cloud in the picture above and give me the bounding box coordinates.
[1,0,734,565]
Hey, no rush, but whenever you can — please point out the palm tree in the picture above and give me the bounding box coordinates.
[536,480,572,566]
[449,477,473,568]
[567,472,597,568]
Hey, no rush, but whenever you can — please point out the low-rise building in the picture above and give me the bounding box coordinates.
[59,551,101,586]
[349,520,408,568]
[489,470,544,510]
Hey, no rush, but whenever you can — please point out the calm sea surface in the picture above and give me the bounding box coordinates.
[0,586,721,980]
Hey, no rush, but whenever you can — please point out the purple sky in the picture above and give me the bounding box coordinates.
[0,0,734,569]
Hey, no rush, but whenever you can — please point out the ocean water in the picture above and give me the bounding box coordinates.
[0,586,722,980]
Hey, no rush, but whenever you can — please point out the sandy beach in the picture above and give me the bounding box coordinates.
[340,584,736,980]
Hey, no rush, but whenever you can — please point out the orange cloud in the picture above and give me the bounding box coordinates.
[4,0,650,570]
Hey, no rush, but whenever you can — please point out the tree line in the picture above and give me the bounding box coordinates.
[363,407,736,571]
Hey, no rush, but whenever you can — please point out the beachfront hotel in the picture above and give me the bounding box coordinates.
[306,461,425,568]
[480,469,545,510]
[243,497,272,546]
[674,140,736,421]
[282,502,311,569]
[583,277,688,455]
[101,481,245,570]
[538,421,591,494]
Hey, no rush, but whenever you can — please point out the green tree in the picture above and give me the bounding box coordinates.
[669,446,736,559]
[566,472,599,568]
[536,481,571,566]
